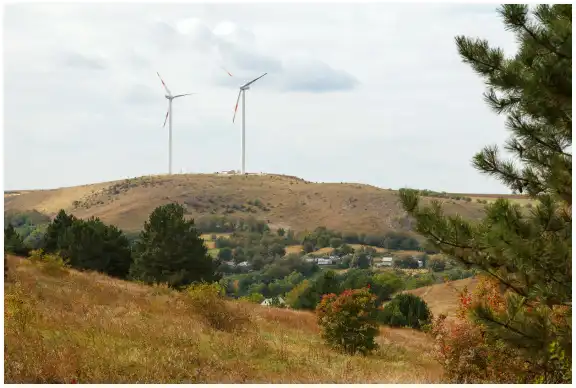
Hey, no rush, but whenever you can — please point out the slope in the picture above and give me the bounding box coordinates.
[4,173,500,235]
[4,255,443,383]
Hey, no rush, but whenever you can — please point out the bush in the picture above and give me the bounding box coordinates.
[378,293,431,330]
[186,282,250,332]
[432,277,572,383]
[28,249,69,276]
[240,292,265,304]
[316,287,379,355]
[427,256,446,272]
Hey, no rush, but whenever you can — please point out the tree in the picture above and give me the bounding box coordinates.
[378,293,432,330]
[335,243,355,256]
[42,209,76,252]
[302,241,315,253]
[277,228,286,237]
[316,288,379,355]
[130,203,220,289]
[351,252,371,269]
[428,256,446,272]
[217,247,233,261]
[393,256,419,269]
[268,243,286,257]
[4,224,28,256]
[399,4,571,382]
[56,217,133,278]
[329,237,343,248]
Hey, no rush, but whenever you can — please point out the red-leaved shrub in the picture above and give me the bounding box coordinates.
[316,287,379,355]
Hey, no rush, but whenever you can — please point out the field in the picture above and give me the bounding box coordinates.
[4,255,447,383]
[405,277,478,318]
[3,173,515,236]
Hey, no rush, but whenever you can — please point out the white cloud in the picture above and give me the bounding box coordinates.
[4,3,518,194]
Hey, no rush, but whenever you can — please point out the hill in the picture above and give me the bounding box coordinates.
[404,277,478,318]
[3,173,526,235]
[4,255,445,383]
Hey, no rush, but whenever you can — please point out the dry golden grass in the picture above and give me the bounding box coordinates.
[4,173,489,235]
[405,277,479,318]
[4,255,443,383]
[200,233,231,240]
[311,247,335,255]
[285,245,304,254]
[348,244,388,253]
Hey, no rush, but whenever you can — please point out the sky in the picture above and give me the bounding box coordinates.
[4,2,520,193]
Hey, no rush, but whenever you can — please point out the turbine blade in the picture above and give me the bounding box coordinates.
[156,72,172,96]
[221,66,234,77]
[241,72,267,89]
[173,93,196,99]
[163,109,169,128]
[232,90,242,123]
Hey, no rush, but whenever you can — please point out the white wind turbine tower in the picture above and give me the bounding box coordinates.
[156,72,196,175]
[223,68,267,175]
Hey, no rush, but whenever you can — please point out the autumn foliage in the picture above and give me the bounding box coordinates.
[431,277,571,383]
[316,287,379,355]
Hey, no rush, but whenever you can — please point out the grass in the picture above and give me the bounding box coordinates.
[404,277,478,318]
[4,173,492,236]
[4,255,443,383]
[285,245,304,254]
[348,244,388,253]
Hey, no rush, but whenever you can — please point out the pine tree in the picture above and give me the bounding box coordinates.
[42,209,76,252]
[4,224,28,256]
[58,218,132,279]
[129,203,220,289]
[399,5,571,382]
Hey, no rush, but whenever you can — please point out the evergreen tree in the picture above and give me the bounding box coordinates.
[4,224,28,256]
[130,203,220,289]
[56,217,133,279]
[42,209,76,252]
[399,4,571,381]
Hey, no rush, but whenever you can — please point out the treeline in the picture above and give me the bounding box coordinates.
[300,226,427,253]
[194,215,272,234]
[221,262,475,305]
[5,204,220,289]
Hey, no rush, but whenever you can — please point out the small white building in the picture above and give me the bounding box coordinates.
[376,257,394,267]
[261,297,286,306]
[237,261,251,267]
[317,258,333,265]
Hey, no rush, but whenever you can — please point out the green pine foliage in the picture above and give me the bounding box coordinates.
[378,293,432,330]
[4,224,29,256]
[399,4,571,380]
[129,203,221,289]
[42,210,132,279]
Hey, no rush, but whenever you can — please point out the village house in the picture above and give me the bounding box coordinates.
[375,257,394,267]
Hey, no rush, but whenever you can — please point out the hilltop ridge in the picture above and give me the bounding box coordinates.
[4,173,526,235]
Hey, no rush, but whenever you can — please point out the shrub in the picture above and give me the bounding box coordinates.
[28,249,69,276]
[4,282,37,332]
[432,277,571,383]
[430,279,528,383]
[378,293,431,330]
[186,282,250,332]
[240,292,265,304]
[427,256,446,272]
[316,287,379,355]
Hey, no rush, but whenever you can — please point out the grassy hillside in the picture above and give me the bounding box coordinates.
[4,255,445,383]
[405,277,478,318]
[4,173,528,235]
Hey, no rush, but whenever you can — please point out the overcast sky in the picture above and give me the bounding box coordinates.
[4,2,519,193]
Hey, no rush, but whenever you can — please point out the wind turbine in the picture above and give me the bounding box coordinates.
[156,72,195,175]
[223,68,267,175]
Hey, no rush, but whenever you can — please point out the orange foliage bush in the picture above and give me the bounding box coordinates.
[431,277,530,383]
